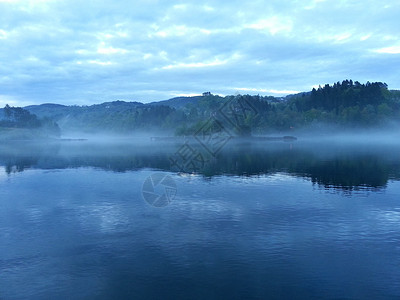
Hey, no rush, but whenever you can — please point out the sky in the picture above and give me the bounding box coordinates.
[0,0,400,106]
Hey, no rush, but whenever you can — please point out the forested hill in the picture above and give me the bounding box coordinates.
[0,105,60,139]
[2,80,400,135]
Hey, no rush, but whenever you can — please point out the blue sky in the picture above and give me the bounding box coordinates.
[1,0,399,106]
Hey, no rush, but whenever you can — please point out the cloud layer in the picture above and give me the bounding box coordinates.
[1,0,399,105]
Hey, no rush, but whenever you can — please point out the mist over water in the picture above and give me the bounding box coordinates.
[1,134,400,299]
[2,131,400,183]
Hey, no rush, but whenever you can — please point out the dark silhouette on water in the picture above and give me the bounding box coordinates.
[1,140,399,192]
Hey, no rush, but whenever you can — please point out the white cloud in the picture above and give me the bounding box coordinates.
[97,31,128,39]
[234,88,300,95]
[85,60,113,66]
[360,34,372,41]
[246,17,293,35]
[170,92,202,97]
[161,59,227,70]
[333,33,352,42]
[143,53,152,60]
[75,49,91,55]
[172,4,186,10]
[313,32,353,43]
[97,43,128,55]
[203,5,214,12]
[160,53,241,70]
[0,29,8,39]
[150,24,214,38]
[373,46,400,54]
[89,60,112,66]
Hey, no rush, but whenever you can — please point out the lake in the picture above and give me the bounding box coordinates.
[1,138,400,299]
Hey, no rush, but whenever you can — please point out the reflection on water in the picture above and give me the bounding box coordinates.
[1,139,400,192]
[1,139,400,299]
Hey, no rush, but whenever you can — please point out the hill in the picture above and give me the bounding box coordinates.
[149,96,205,109]
[0,105,60,140]
[2,80,399,136]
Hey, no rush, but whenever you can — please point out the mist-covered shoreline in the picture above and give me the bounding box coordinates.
[1,80,399,141]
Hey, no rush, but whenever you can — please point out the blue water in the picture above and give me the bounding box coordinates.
[1,141,400,299]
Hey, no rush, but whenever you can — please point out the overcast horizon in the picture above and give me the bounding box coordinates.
[1,0,400,107]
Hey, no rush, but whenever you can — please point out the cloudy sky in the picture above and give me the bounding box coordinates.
[0,0,399,106]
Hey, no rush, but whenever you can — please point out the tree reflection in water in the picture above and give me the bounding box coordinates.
[1,139,400,192]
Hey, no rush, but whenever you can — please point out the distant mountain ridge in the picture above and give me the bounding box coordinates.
[23,95,221,115]
[1,80,400,135]
[149,95,210,109]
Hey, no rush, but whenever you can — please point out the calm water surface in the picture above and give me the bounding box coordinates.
[0,139,400,299]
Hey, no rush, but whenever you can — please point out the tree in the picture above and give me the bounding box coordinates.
[1,105,41,128]
[4,104,12,119]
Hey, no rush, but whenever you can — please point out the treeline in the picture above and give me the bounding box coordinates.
[9,79,400,135]
[176,80,400,134]
[288,80,399,127]
[0,105,61,138]
[51,104,187,133]
[1,104,42,128]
